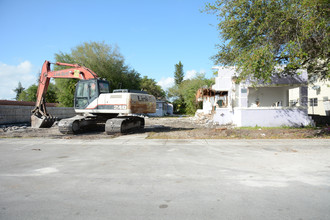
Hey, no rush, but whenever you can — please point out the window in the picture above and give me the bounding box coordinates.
[76,82,88,97]
[75,82,89,108]
[156,103,163,110]
[89,82,96,97]
[99,82,110,93]
[309,98,318,107]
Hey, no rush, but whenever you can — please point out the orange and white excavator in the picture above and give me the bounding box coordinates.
[31,60,156,134]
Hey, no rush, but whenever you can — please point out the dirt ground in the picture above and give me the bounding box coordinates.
[0,116,329,139]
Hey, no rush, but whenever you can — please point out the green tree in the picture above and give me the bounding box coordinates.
[18,82,58,103]
[53,53,77,107]
[170,61,186,113]
[13,82,25,100]
[140,76,166,99]
[174,61,184,85]
[54,41,142,106]
[168,84,186,114]
[204,0,329,82]
[18,84,37,102]
[45,82,59,103]
[179,74,213,114]
[168,73,213,114]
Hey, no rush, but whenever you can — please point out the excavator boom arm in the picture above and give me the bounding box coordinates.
[31,60,98,128]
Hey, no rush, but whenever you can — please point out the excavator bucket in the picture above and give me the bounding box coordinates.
[31,114,56,128]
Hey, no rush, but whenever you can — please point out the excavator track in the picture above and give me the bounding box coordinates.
[58,115,84,134]
[58,115,101,134]
[105,116,144,134]
[58,115,143,135]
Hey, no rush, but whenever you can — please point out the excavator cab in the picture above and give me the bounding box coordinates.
[74,79,110,109]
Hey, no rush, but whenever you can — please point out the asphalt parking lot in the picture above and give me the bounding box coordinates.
[0,137,329,220]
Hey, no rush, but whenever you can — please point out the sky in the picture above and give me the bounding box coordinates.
[0,0,220,100]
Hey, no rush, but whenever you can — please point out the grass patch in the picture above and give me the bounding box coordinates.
[237,125,317,130]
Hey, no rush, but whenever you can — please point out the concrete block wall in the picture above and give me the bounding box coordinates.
[48,107,76,121]
[0,105,75,125]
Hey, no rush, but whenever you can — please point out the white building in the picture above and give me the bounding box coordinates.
[290,80,330,116]
[148,100,173,117]
[197,67,314,127]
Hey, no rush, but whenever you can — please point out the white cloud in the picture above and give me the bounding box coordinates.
[184,69,206,80]
[157,77,174,91]
[184,70,197,80]
[157,69,208,91]
[0,61,37,100]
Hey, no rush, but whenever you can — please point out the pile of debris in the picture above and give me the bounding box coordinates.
[1,123,29,132]
[189,111,217,128]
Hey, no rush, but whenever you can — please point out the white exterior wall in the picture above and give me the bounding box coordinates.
[308,81,330,116]
[238,85,248,107]
[212,66,235,109]
[212,67,235,91]
[233,107,313,127]
[289,87,300,106]
[213,108,233,125]
[202,97,214,114]
[212,107,313,127]
[289,80,330,115]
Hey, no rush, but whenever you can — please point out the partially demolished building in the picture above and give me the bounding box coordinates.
[196,67,313,127]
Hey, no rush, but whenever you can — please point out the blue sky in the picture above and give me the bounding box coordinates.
[0,0,219,100]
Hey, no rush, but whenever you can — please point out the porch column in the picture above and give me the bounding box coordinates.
[239,86,248,108]
[299,86,308,107]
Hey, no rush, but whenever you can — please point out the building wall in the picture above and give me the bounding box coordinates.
[233,107,312,127]
[248,86,298,107]
[202,97,214,114]
[148,102,164,117]
[308,81,330,116]
[289,80,330,115]
[237,85,248,107]
[288,87,300,106]
[148,101,173,117]
[213,108,233,125]
[166,103,173,115]
[212,67,235,91]
[0,105,75,125]
[212,107,313,127]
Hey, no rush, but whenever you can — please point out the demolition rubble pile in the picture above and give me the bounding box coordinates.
[189,111,217,128]
[1,123,29,132]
